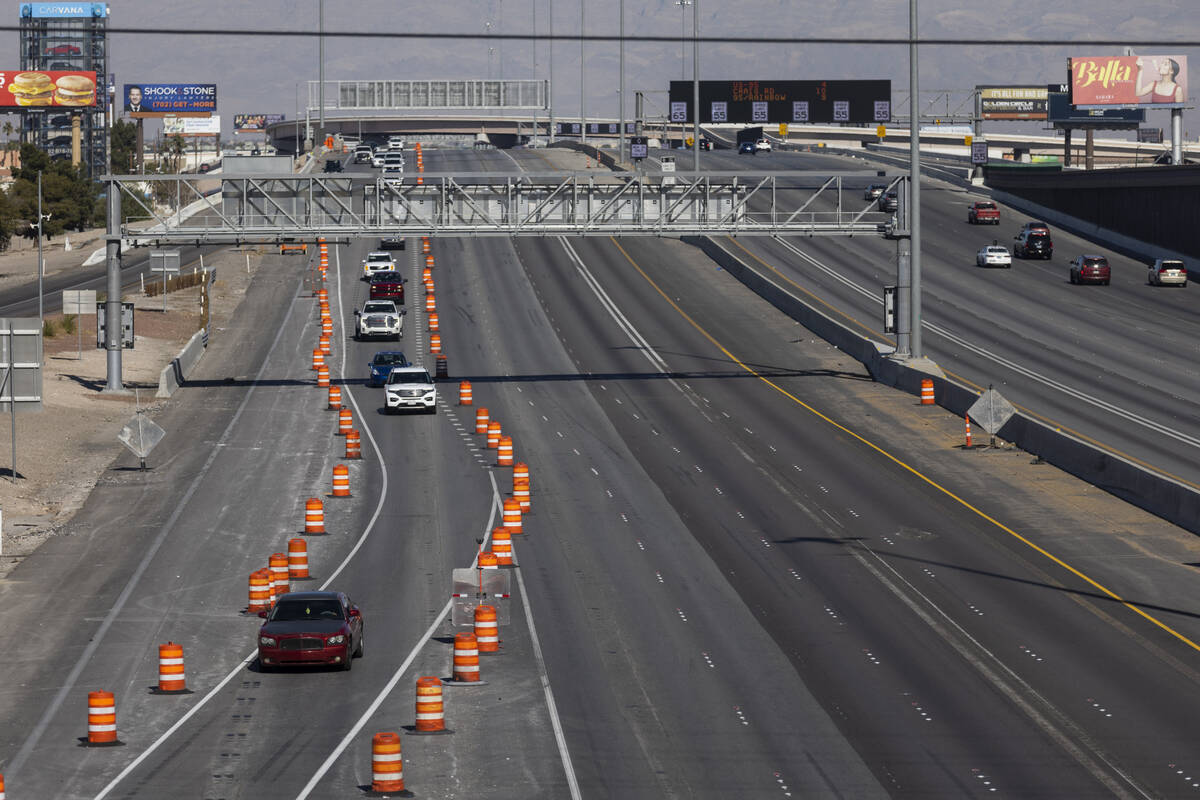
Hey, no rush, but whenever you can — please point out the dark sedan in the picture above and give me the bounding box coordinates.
[738,141,756,154]
[258,591,363,671]
[367,350,410,387]
[369,271,405,304]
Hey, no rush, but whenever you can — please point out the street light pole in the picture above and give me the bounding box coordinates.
[318,0,325,146]
[692,0,699,171]
[548,0,555,143]
[909,0,923,359]
[618,0,625,160]
[580,0,586,145]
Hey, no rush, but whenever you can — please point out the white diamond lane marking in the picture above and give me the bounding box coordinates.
[605,489,613,498]
[818,485,829,494]
[1086,698,1113,718]
[672,446,680,454]
[768,445,777,452]
[968,604,984,617]
[1019,645,1043,662]
[744,426,753,434]
[701,652,716,669]
[848,509,860,518]
[600,384,607,391]
[615,397,623,405]
[590,467,599,476]
[923,567,936,579]
[651,428,659,436]
[788,568,802,581]
[825,606,839,622]
[793,464,802,472]
[694,464,704,473]
[572,448,580,455]
[542,415,548,422]
[636,539,644,550]
[632,413,641,420]
[733,706,748,726]
[655,571,664,584]
[971,769,998,793]
[881,536,895,546]
[528,400,535,406]
[864,649,881,666]
[760,538,772,549]
[736,511,745,519]
[714,486,723,496]
[721,411,730,418]
[677,608,689,623]
[556,431,564,438]
[621,514,630,524]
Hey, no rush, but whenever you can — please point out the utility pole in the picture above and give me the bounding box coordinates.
[692,0,699,171]
[548,0,555,143]
[318,0,325,147]
[618,0,625,160]
[579,0,586,145]
[908,0,923,359]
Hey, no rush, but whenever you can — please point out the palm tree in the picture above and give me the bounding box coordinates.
[1,121,14,167]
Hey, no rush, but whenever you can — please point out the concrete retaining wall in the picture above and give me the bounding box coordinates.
[156,330,207,398]
[690,235,1200,534]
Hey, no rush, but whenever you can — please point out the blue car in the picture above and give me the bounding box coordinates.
[738,141,756,154]
[367,351,410,387]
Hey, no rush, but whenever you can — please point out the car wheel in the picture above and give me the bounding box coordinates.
[342,648,353,671]
[1182,281,1188,288]
[1103,279,1110,286]
[1069,271,1076,284]
[354,629,364,658]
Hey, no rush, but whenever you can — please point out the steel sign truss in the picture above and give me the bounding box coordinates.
[111,172,904,244]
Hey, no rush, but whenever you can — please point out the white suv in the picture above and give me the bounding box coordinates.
[362,251,396,279]
[385,366,437,414]
[355,300,403,341]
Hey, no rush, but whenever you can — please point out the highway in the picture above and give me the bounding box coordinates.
[1,144,1199,798]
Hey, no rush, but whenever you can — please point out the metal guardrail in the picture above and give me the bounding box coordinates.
[109,172,905,242]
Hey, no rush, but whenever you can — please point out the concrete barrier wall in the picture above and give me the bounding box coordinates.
[157,330,207,398]
[691,235,1200,534]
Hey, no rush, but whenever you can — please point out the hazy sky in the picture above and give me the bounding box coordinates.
[13,1,1200,140]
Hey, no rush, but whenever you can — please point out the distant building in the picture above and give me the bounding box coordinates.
[18,2,109,179]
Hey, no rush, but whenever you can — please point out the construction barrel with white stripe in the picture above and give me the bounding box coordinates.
[248,569,272,613]
[305,497,325,534]
[157,642,186,692]
[371,731,406,792]
[287,538,309,579]
[503,498,523,534]
[497,435,513,466]
[513,477,531,512]
[269,552,289,598]
[415,676,446,731]
[491,526,513,565]
[452,632,480,682]
[87,690,117,744]
[474,604,500,653]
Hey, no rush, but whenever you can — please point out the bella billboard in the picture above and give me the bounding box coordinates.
[1070,55,1187,108]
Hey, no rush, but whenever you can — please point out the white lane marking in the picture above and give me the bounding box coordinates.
[95,245,394,799]
[558,237,671,375]
[774,237,1200,451]
[23,263,311,786]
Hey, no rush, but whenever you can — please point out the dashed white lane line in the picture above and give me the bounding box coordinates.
[589,466,599,476]
[733,706,749,726]
[677,608,689,623]
[702,652,716,669]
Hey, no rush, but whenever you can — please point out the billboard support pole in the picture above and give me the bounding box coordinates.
[104,181,123,392]
[908,0,922,360]
[1171,109,1182,165]
[1085,128,1094,170]
[136,118,144,172]
[692,0,699,171]
[1063,128,1072,167]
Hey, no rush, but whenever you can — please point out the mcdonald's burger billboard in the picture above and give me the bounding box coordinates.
[1070,55,1187,108]
[0,70,97,107]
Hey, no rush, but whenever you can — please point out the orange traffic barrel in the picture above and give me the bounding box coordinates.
[414,676,447,732]
[86,690,118,745]
[513,462,529,484]
[332,463,351,497]
[475,407,489,434]
[486,421,501,449]
[425,277,435,296]
[425,293,435,313]
[344,429,362,460]
[157,642,187,693]
[428,311,440,332]
[311,348,324,370]
[452,632,480,682]
[321,316,333,336]
[269,552,290,598]
[319,333,331,355]
[920,378,934,405]
[513,477,531,512]
[416,175,423,185]
[248,569,272,613]
[436,355,448,379]
[287,538,309,579]
[337,408,353,435]
[1,771,5,798]
[328,385,342,410]
[503,498,523,534]
[422,266,432,284]
[421,238,431,254]
[371,732,406,793]
[478,551,499,569]
[304,497,325,534]
[317,288,328,303]
[430,333,442,354]
[317,365,330,388]
[474,604,499,652]
[458,381,472,405]
[491,527,513,565]
[497,435,513,466]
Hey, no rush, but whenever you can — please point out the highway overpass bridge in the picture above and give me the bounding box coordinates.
[266,114,1195,165]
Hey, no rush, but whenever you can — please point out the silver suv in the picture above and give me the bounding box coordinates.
[385,366,437,414]
[355,300,403,341]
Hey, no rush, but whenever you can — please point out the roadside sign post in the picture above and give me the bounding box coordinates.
[62,289,97,360]
[149,250,181,313]
[117,405,165,470]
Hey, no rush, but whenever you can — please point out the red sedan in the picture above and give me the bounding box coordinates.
[257,591,363,671]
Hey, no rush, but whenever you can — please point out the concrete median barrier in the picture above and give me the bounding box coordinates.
[690,235,1200,535]
[156,330,206,398]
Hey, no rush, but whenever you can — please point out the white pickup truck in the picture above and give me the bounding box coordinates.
[355,300,403,341]
[385,366,437,414]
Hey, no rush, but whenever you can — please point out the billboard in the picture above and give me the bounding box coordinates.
[1070,55,1187,108]
[233,113,285,132]
[20,2,107,17]
[163,116,221,135]
[0,70,97,108]
[668,80,891,125]
[1046,92,1143,126]
[978,86,1047,120]
[124,83,217,114]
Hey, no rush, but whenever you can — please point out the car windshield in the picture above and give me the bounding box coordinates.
[363,303,395,314]
[976,203,996,209]
[987,247,1006,254]
[270,598,344,621]
[367,254,391,262]
[1084,258,1107,266]
[373,353,407,366]
[389,371,432,385]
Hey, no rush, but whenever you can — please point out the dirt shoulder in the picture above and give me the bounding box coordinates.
[0,244,268,577]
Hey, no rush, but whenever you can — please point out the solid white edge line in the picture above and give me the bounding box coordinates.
[94,244,392,799]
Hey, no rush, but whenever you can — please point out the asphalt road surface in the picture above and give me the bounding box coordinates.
[1,146,1198,799]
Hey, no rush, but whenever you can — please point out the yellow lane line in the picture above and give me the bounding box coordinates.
[728,237,1200,492]
[610,236,1200,654]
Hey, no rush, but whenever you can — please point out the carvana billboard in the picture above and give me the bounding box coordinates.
[20,3,107,17]
[0,70,97,107]
[1070,55,1187,108]
[124,83,217,114]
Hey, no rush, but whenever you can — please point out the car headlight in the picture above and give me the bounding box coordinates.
[259,636,276,647]
[327,634,345,645]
